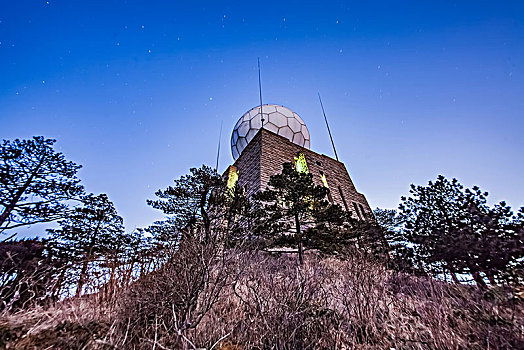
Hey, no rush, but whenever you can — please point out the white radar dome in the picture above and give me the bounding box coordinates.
[231,104,310,160]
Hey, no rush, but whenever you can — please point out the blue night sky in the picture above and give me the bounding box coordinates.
[1,1,523,235]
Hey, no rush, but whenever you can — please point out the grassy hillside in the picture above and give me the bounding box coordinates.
[1,248,523,349]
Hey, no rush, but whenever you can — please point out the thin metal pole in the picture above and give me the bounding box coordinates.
[215,120,223,172]
[258,58,264,125]
[318,92,339,161]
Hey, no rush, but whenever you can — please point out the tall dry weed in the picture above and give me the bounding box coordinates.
[1,248,523,349]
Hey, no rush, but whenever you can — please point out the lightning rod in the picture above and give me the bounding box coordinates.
[318,92,339,162]
[258,58,264,125]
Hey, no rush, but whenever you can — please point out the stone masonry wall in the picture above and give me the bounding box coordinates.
[230,130,262,198]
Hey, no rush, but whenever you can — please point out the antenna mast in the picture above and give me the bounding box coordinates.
[258,57,264,125]
[318,92,339,161]
[215,120,223,172]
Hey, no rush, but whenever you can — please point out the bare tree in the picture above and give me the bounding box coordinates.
[116,227,238,349]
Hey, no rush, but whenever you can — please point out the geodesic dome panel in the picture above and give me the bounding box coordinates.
[231,104,310,160]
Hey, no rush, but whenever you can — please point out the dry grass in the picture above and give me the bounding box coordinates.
[1,249,523,349]
[0,297,114,349]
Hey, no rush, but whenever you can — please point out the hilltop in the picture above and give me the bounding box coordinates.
[1,248,523,349]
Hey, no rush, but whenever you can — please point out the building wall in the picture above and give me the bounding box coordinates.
[230,128,373,220]
[230,130,262,198]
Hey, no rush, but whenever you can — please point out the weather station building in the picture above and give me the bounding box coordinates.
[225,104,372,220]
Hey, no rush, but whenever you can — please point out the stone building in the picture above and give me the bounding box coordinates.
[225,104,372,220]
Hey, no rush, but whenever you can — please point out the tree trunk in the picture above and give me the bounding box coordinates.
[485,271,497,286]
[75,259,89,297]
[295,212,303,265]
[464,259,488,288]
[75,218,103,297]
[446,263,461,284]
[52,268,67,302]
[0,156,46,229]
[200,189,211,242]
[451,272,461,284]
[470,269,487,289]
[473,271,487,288]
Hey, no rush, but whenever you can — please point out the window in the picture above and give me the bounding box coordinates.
[320,171,333,203]
[352,202,362,220]
[294,152,309,173]
[320,172,329,188]
[338,186,349,211]
[359,203,367,219]
[227,166,239,190]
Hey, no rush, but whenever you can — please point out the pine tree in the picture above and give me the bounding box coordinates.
[147,165,250,246]
[147,165,223,242]
[46,193,127,296]
[253,162,344,264]
[399,175,524,286]
[0,137,84,234]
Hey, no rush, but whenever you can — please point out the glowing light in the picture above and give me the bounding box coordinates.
[227,166,239,190]
[294,153,309,174]
[321,174,329,188]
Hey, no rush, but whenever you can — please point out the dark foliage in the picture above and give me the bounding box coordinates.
[0,137,84,233]
[46,193,129,297]
[399,175,524,286]
[252,162,348,264]
[147,165,224,242]
[0,239,52,311]
[147,165,251,246]
[373,207,418,273]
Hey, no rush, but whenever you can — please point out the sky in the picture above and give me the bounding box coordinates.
[1,1,523,236]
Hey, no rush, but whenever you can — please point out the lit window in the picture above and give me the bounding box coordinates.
[294,153,309,173]
[227,166,239,190]
[320,172,333,203]
[320,173,329,188]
